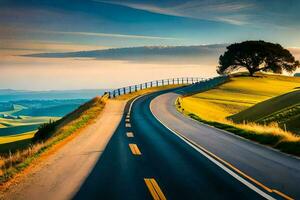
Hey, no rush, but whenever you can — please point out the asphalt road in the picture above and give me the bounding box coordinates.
[151,88,300,200]
[72,88,287,200]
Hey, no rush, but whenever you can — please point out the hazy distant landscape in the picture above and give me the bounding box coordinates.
[0,89,106,101]
[0,89,106,152]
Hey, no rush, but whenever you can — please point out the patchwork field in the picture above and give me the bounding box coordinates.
[0,99,86,151]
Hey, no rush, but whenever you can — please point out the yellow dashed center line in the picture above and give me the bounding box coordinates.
[144,178,167,200]
[125,123,131,128]
[129,143,141,155]
[126,132,134,138]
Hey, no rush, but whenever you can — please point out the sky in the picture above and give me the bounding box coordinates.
[1,0,300,90]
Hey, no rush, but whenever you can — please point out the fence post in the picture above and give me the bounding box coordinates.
[140,84,142,90]
[113,90,116,98]
[129,86,131,93]
[135,85,137,92]
[118,88,121,96]
[168,79,170,85]
[186,77,189,84]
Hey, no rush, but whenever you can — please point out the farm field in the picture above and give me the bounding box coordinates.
[0,99,87,150]
[180,73,300,124]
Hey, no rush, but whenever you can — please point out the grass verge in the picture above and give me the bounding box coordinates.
[0,95,108,183]
[176,100,300,156]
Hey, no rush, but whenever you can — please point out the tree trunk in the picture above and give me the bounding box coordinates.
[248,69,255,76]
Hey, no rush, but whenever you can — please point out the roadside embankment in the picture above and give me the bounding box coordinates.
[0,95,108,184]
[177,73,300,156]
[0,97,126,200]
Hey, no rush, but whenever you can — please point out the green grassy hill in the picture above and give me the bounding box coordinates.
[229,90,300,133]
[178,73,300,155]
[179,73,300,122]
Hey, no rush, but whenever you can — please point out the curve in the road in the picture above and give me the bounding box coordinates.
[73,88,272,200]
[151,89,300,200]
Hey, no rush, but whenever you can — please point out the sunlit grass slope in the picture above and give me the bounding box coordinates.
[0,131,35,144]
[0,116,59,127]
[0,116,59,145]
[230,90,300,133]
[178,73,300,155]
[180,73,300,122]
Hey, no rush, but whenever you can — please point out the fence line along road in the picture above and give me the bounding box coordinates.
[107,76,228,98]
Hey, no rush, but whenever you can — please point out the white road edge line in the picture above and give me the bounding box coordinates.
[149,100,276,200]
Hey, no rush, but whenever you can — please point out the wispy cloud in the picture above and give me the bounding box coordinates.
[46,30,177,40]
[0,26,177,41]
[96,0,255,25]
[0,39,107,53]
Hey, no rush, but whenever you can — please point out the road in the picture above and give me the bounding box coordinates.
[2,100,126,200]
[73,87,299,200]
[151,89,300,199]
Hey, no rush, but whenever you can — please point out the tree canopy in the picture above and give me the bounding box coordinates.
[217,41,300,76]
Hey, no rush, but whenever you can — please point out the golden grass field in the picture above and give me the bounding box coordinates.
[0,131,36,145]
[180,74,300,122]
[0,116,59,145]
[178,73,300,155]
[0,116,59,127]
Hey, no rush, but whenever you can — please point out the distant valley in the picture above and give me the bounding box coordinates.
[0,89,107,101]
[0,89,108,152]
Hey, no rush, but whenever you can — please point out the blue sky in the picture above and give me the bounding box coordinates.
[0,0,300,90]
[1,0,300,50]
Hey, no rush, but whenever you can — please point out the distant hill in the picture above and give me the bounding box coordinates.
[0,103,14,112]
[14,104,83,117]
[0,89,107,102]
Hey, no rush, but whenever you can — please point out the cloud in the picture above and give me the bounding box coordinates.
[0,26,177,41]
[0,39,107,53]
[96,0,254,25]
[45,30,177,40]
[24,44,227,65]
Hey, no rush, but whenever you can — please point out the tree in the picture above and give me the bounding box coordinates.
[217,40,300,76]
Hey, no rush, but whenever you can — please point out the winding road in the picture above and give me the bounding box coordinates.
[73,87,300,200]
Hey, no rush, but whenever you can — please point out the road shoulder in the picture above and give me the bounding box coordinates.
[1,100,126,200]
